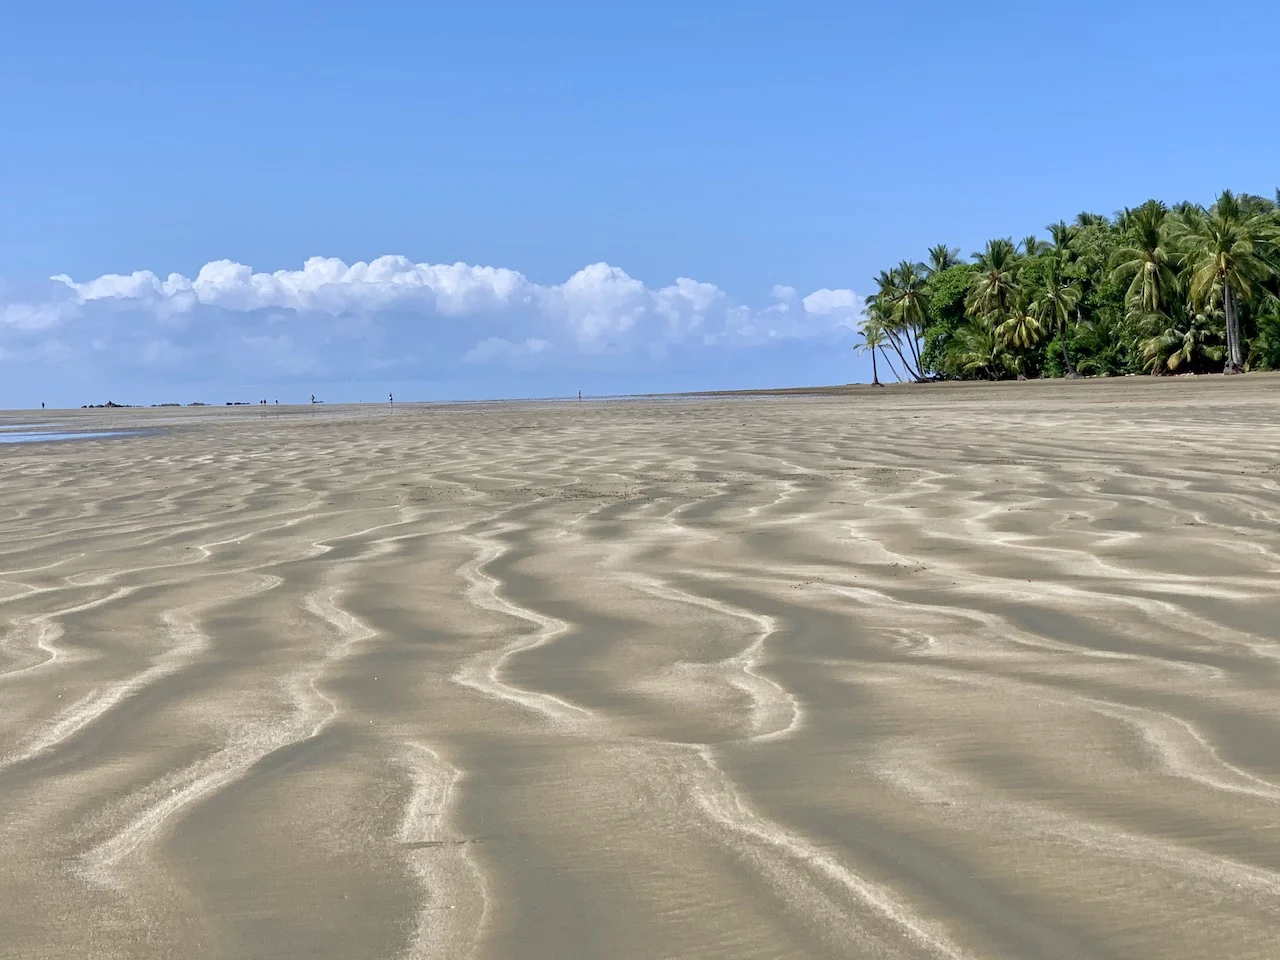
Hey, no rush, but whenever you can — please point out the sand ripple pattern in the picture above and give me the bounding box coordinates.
[2,378,1280,959]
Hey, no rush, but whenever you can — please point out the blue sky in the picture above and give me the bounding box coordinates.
[2,1,1277,408]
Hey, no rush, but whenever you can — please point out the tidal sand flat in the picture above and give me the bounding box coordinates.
[2,376,1279,959]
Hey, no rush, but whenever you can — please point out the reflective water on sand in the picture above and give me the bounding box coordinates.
[0,430,139,444]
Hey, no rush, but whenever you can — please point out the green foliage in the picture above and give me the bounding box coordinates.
[1250,301,1280,370]
[920,264,974,375]
[865,187,1280,381]
[943,318,1015,380]
[1139,311,1225,374]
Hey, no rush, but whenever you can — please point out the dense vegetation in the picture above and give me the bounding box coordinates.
[860,191,1280,382]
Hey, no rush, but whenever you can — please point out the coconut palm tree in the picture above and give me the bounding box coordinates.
[1110,200,1179,319]
[947,318,1013,380]
[890,261,930,329]
[966,238,1020,321]
[925,244,963,277]
[997,288,1045,352]
[1019,235,1049,258]
[857,318,887,385]
[1030,263,1083,376]
[1238,193,1276,217]
[887,260,929,376]
[1046,221,1078,262]
[865,268,921,381]
[1140,310,1225,374]
[1170,190,1277,373]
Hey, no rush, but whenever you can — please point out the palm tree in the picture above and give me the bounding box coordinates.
[925,244,962,276]
[889,260,929,374]
[1030,263,1083,376]
[1019,235,1049,258]
[1046,221,1078,263]
[996,288,1045,352]
[1238,193,1276,217]
[890,261,930,328]
[1140,310,1225,374]
[865,268,926,381]
[966,238,1020,321]
[947,318,1013,380]
[1171,190,1277,373]
[857,318,887,385]
[1110,200,1179,319]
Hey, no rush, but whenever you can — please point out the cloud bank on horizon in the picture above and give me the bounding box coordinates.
[1,255,865,401]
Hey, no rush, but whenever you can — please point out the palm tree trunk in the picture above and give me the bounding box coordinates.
[871,347,881,386]
[905,324,924,373]
[1061,337,1077,377]
[1058,316,1078,377]
[899,329,925,381]
[884,331,919,381]
[881,349,904,383]
[1223,281,1244,373]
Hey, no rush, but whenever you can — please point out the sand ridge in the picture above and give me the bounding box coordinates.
[1,375,1279,958]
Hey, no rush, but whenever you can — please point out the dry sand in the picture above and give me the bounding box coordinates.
[2,375,1280,960]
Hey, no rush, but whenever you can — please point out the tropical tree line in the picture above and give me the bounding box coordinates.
[859,190,1280,382]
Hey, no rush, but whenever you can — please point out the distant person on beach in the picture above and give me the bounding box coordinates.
[41,402,45,410]
[389,392,394,406]
[578,390,582,401]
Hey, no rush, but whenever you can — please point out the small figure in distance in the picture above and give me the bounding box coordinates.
[41,402,45,410]
[578,390,582,401]
[389,392,394,407]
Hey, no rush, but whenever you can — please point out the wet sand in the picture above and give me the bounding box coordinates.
[3,375,1280,959]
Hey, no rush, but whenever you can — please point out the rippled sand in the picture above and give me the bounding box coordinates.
[3,376,1280,959]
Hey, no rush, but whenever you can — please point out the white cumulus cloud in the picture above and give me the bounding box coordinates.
[3,255,863,383]
[802,288,861,316]
[54,255,535,317]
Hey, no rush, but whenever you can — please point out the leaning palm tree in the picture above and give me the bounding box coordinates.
[924,244,963,277]
[866,268,922,381]
[887,260,929,377]
[966,238,1020,321]
[1110,200,1179,319]
[1170,190,1277,372]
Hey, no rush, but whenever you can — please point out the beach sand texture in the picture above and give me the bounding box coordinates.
[2,376,1280,959]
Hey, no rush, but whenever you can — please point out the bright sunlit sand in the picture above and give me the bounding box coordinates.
[3,375,1280,959]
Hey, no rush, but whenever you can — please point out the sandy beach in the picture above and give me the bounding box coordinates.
[3,375,1280,960]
